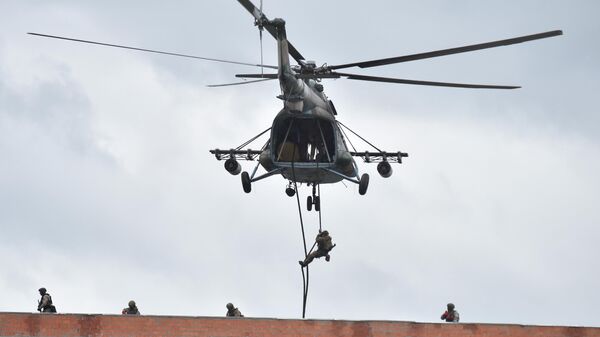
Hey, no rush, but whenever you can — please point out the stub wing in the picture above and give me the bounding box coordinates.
[210,149,262,161]
[350,151,409,163]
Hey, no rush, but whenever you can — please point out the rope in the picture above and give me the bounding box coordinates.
[297,183,324,318]
[288,124,327,319]
[292,166,308,258]
[290,144,310,318]
[277,120,294,161]
[316,120,332,162]
[318,184,322,232]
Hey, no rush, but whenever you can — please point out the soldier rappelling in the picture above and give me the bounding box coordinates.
[299,230,336,267]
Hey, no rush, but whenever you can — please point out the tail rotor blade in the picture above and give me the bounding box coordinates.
[237,0,305,64]
[260,29,264,76]
[238,0,263,22]
[258,0,264,75]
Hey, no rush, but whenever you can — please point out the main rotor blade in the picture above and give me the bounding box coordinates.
[335,72,520,89]
[236,0,305,63]
[207,78,275,87]
[329,30,563,70]
[235,73,341,80]
[28,32,278,69]
[236,73,278,79]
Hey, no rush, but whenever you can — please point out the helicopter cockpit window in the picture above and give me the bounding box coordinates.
[274,118,335,163]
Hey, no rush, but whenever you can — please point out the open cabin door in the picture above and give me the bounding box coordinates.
[272,116,336,163]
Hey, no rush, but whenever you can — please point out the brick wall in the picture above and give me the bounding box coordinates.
[1,312,599,337]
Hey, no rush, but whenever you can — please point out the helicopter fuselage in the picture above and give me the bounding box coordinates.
[256,18,356,184]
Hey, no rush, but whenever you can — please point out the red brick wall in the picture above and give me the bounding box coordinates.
[1,312,599,337]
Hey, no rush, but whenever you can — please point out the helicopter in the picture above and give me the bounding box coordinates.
[210,0,562,207]
[28,1,562,210]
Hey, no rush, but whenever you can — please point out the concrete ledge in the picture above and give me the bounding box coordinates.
[1,312,599,337]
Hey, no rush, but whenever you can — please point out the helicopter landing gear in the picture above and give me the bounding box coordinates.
[306,184,321,211]
[359,173,369,195]
[241,171,251,193]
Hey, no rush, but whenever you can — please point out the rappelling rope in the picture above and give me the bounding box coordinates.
[294,182,326,319]
[290,146,310,318]
[289,127,327,318]
[318,184,322,232]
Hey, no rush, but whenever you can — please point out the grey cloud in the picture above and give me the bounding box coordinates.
[1,0,599,328]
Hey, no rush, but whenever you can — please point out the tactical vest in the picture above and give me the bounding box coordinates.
[41,294,53,309]
[126,307,139,314]
[319,236,333,251]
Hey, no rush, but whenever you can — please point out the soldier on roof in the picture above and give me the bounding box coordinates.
[441,303,460,322]
[122,300,140,315]
[37,288,57,313]
[226,303,244,317]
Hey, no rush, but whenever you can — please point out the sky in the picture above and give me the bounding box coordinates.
[1,0,599,327]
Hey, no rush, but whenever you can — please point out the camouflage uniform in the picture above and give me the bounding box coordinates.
[300,231,335,267]
[441,303,459,322]
[122,300,140,315]
[226,303,243,317]
[37,288,57,313]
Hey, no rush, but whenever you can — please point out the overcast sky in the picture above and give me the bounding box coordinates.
[1,0,599,327]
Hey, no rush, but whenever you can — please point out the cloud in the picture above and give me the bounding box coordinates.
[0,0,599,328]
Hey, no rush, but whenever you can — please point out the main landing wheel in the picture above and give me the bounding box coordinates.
[359,173,369,195]
[241,171,251,193]
[314,196,320,212]
[307,196,313,211]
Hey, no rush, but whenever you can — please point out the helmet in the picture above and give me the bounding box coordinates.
[321,230,329,235]
[38,288,47,294]
[447,303,455,310]
[226,303,234,310]
[129,300,136,308]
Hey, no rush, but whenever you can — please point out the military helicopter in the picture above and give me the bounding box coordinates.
[28,1,562,210]
[210,0,562,207]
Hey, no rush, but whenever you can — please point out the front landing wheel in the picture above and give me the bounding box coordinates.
[241,171,251,193]
[358,173,369,195]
